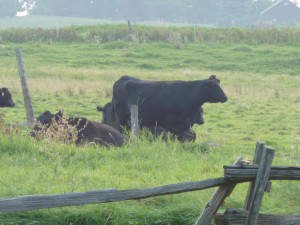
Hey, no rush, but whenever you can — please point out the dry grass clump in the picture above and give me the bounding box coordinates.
[32,114,79,144]
[0,114,21,137]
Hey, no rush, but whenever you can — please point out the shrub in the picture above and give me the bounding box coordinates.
[32,114,79,144]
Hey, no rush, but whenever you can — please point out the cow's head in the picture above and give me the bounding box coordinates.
[30,110,54,137]
[204,75,227,103]
[37,110,54,124]
[0,88,15,107]
[97,102,116,126]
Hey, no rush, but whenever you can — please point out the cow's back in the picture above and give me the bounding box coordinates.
[82,120,125,147]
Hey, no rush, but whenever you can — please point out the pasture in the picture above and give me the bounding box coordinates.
[0,25,300,224]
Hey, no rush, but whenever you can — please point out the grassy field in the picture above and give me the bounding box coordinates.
[0,25,300,224]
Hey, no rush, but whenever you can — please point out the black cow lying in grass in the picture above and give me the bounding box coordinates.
[97,102,202,142]
[0,87,15,107]
[31,110,125,147]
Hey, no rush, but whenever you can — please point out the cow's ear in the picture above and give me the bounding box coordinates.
[57,110,64,116]
[55,110,64,120]
[209,75,220,84]
[209,75,216,79]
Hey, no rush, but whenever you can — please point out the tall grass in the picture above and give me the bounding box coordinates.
[1,23,300,44]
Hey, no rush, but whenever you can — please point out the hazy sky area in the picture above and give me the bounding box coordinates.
[16,0,300,16]
[2,0,300,27]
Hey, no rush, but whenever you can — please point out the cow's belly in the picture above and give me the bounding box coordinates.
[139,109,191,134]
[138,110,166,128]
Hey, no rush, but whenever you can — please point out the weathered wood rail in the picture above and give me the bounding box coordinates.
[0,178,228,212]
[224,166,300,180]
[0,141,299,225]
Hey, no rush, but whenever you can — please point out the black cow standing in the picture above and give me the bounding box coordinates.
[97,102,204,142]
[0,87,15,107]
[31,110,125,147]
[111,75,227,141]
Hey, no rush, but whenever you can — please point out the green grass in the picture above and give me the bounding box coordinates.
[1,42,300,75]
[0,26,300,224]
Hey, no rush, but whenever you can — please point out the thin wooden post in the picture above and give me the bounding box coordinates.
[244,141,265,210]
[16,48,34,125]
[194,156,243,225]
[127,20,134,41]
[246,146,275,225]
[130,105,139,137]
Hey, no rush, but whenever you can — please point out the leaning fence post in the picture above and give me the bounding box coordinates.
[130,105,139,137]
[195,156,244,225]
[246,146,275,225]
[16,48,34,125]
[244,141,265,210]
[127,20,134,41]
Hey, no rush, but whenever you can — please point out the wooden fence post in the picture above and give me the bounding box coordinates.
[130,105,139,137]
[127,20,134,41]
[16,48,35,125]
[246,146,275,225]
[244,141,265,210]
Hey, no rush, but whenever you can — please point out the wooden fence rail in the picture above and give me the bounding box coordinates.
[224,166,300,180]
[0,178,228,212]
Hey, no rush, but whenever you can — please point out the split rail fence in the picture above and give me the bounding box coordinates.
[0,141,299,225]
